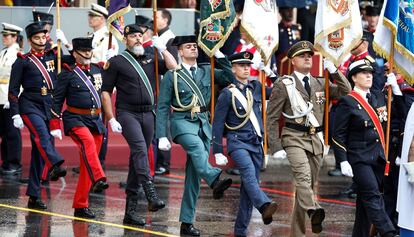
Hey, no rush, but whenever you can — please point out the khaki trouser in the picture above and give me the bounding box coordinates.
[285,146,322,237]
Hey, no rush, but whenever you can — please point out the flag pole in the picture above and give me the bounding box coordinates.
[56,0,61,74]
[384,36,395,177]
[260,69,268,157]
[210,57,215,122]
[324,69,330,145]
[153,0,159,98]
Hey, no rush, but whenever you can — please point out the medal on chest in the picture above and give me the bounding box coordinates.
[92,73,102,91]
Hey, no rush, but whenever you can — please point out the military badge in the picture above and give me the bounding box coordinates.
[46,60,55,72]
[208,0,223,11]
[315,91,325,104]
[376,106,387,122]
[328,0,350,16]
[328,28,344,49]
[93,73,103,91]
[203,18,223,42]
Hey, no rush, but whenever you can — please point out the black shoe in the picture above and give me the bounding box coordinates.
[74,208,95,219]
[92,180,109,193]
[1,167,22,175]
[50,165,66,181]
[155,167,170,175]
[123,196,146,226]
[72,167,80,174]
[19,178,29,184]
[212,177,232,199]
[225,168,240,176]
[142,180,165,211]
[328,168,342,176]
[28,197,47,210]
[308,208,325,234]
[180,223,200,236]
[260,202,279,225]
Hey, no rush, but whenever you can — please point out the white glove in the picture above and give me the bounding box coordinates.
[395,156,401,166]
[152,36,167,53]
[50,129,62,140]
[323,58,337,74]
[158,137,171,151]
[3,101,10,109]
[403,162,414,184]
[12,114,24,129]
[108,118,122,133]
[258,61,274,77]
[386,73,403,96]
[105,48,116,61]
[214,49,225,59]
[272,150,287,159]
[56,29,68,45]
[214,153,228,166]
[340,161,354,177]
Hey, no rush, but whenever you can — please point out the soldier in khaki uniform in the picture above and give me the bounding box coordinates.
[266,41,351,237]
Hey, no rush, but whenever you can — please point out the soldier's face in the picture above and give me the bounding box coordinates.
[179,43,198,59]
[156,11,168,30]
[232,63,251,81]
[74,50,92,65]
[2,34,16,47]
[366,15,379,29]
[291,52,313,73]
[88,15,105,28]
[125,33,143,48]
[352,71,373,90]
[29,32,47,51]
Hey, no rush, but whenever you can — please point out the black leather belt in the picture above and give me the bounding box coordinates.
[24,88,53,95]
[285,122,323,135]
[117,104,154,113]
[199,106,208,113]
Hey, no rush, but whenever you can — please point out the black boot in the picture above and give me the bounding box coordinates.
[50,165,66,181]
[308,208,325,234]
[142,180,165,212]
[28,197,47,210]
[180,222,200,236]
[74,208,95,219]
[212,177,232,199]
[123,196,146,226]
[92,179,109,193]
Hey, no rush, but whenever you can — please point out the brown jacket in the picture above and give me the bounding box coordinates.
[266,71,351,155]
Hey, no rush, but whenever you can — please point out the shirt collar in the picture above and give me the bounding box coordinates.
[76,63,90,71]
[30,49,44,57]
[294,71,311,81]
[158,27,169,36]
[354,86,370,101]
[181,62,197,74]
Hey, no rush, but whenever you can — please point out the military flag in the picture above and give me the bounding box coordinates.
[105,0,131,41]
[314,0,363,66]
[373,0,414,84]
[240,0,279,64]
[198,0,237,57]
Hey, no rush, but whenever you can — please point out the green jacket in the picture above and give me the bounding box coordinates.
[156,57,233,141]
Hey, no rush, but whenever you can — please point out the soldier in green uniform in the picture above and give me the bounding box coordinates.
[156,35,233,236]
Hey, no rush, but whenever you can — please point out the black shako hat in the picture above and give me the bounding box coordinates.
[172,35,197,46]
[72,37,94,51]
[33,11,54,25]
[135,15,153,29]
[25,22,48,38]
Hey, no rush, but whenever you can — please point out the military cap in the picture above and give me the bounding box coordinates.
[25,22,48,38]
[89,3,108,18]
[72,37,94,51]
[33,11,54,25]
[287,41,315,59]
[1,22,23,35]
[135,15,153,29]
[365,6,380,16]
[172,35,197,46]
[124,24,143,36]
[347,59,374,79]
[228,51,253,64]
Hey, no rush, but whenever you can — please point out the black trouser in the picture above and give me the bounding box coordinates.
[0,106,22,170]
[154,110,171,171]
[117,110,153,197]
[352,160,395,237]
[384,136,400,231]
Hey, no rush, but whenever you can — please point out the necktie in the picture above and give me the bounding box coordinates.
[190,66,196,80]
[303,76,311,96]
[366,93,373,106]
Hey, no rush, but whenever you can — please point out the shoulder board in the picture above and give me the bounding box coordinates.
[227,83,236,88]
[62,63,73,71]
[45,48,57,55]
[365,55,375,63]
[198,62,210,67]
[17,52,29,59]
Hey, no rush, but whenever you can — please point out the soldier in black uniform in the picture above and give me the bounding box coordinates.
[332,59,398,237]
[50,37,109,219]
[274,7,301,59]
[101,24,177,226]
[8,22,66,210]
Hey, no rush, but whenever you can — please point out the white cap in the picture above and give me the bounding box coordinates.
[1,22,23,35]
[89,3,108,18]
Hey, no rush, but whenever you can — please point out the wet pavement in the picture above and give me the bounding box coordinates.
[0,164,356,237]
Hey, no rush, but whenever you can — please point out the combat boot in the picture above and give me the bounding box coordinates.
[123,196,145,226]
[142,180,165,211]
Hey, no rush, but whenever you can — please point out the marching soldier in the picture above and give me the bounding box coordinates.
[101,24,175,226]
[50,37,109,219]
[0,23,23,175]
[156,35,233,236]
[274,7,301,59]
[212,51,278,237]
[8,22,66,210]
[332,59,398,237]
[266,41,351,236]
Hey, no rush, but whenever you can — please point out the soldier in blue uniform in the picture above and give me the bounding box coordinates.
[332,59,398,237]
[212,51,278,237]
[50,37,109,219]
[8,22,66,210]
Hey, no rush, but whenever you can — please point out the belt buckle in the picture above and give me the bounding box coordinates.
[41,86,48,96]
[90,108,96,116]
[191,106,200,113]
[309,125,316,135]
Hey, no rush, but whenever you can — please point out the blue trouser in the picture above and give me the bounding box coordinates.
[22,113,64,198]
[231,148,271,236]
[175,132,221,224]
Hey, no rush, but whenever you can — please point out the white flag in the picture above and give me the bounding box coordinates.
[314,0,363,66]
[240,0,279,64]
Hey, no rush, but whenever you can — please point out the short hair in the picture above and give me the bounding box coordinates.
[159,9,172,26]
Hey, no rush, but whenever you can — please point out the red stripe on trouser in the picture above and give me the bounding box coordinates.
[41,165,48,181]
[148,144,154,177]
[21,115,52,168]
[69,126,105,208]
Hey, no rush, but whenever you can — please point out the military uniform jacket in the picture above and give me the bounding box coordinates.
[212,80,272,155]
[266,71,351,155]
[52,63,105,135]
[8,49,58,120]
[101,50,167,112]
[156,58,233,141]
[275,22,301,57]
[332,90,387,165]
[0,43,20,105]
[91,26,119,63]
